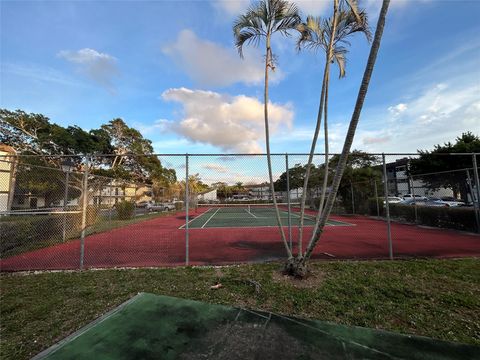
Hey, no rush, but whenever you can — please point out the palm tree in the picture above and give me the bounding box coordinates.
[234,0,301,259]
[295,6,370,255]
[286,0,391,277]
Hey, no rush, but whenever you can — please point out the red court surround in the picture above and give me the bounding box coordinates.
[1,210,479,271]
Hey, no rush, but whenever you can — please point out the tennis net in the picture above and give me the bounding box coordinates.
[196,203,301,214]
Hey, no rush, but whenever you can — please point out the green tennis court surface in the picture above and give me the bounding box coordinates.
[35,293,478,360]
[184,204,353,229]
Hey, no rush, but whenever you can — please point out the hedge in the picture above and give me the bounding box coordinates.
[115,201,135,220]
[0,206,98,258]
[366,198,477,232]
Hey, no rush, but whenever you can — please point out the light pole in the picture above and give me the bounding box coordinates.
[61,159,74,242]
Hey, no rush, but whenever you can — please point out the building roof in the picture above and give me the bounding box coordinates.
[0,144,17,154]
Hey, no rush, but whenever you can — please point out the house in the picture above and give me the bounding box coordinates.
[0,144,17,212]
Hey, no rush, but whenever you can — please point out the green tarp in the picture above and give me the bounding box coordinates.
[35,293,478,360]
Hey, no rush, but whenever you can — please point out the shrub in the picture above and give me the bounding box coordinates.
[0,206,100,258]
[1,214,78,257]
[116,201,135,220]
[388,204,477,232]
[174,201,183,210]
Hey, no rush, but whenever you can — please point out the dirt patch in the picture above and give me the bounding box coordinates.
[180,322,321,359]
[272,269,325,289]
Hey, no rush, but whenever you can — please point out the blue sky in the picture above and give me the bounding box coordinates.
[1,0,479,162]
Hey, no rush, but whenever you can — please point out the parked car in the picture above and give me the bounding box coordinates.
[146,203,167,212]
[400,198,428,206]
[163,203,176,211]
[402,194,427,201]
[383,197,403,205]
[437,197,466,207]
[136,201,152,208]
[423,198,449,207]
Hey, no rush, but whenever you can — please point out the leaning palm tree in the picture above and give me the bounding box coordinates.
[295,7,370,255]
[286,0,391,276]
[234,0,301,259]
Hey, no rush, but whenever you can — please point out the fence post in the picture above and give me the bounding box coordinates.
[409,175,418,223]
[285,153,292,250]
[472,154,480,233]
[134,183,137,215]
[80,158,90,270]
[62,169,70,242]
[350,181,355,214]
[185,154,189,266]
[373,179,380,217]
[466,169,480,233]
[382,153,393,260]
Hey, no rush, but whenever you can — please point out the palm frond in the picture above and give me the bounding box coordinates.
[296,16,325,53]
[343,0,363,25]
[332,50,347,78]
[297,6,371,76]
[235,30,264,58]
[233,3,267,58]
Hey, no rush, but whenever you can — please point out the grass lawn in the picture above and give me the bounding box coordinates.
[86,211,174,236]
[1,258,479,360]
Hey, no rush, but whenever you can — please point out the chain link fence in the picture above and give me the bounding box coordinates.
[1,153,479,271]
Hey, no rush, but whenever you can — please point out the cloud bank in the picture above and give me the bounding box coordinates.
[163,29,284,87]
[58,48,118,92]
[160,87,294,153]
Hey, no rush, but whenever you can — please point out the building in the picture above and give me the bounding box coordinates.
[0,144,17,212]
[245,183,271,200]
[197,188,217,202]
[386,158,453,198]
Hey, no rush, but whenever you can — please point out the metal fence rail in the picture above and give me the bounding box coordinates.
[0,152,479,271]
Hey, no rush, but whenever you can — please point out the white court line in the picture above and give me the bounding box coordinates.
[178,208,212,229]
[245,208,258,218]
[201,208,221,228]
[288,211,316,221]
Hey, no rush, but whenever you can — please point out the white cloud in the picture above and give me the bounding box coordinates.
[357,81,480,152]
[213,0,329,16]
[57,48,118,92]
[387,103,407,116]
[295,0,329,15]
[161,87,294,153]
[163,29,283,87]
[212,0,250,16]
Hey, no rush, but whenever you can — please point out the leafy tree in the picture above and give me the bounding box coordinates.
[1,109,177,203]
[234,0,301,259]
[409,132,480,200]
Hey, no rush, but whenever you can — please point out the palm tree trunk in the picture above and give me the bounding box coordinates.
[303,0,391,263]
[297,63,329,255]
[317,70,330,219]
[297,0,338,257]
[264,35,292,259]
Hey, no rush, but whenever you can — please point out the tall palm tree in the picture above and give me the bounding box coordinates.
[234,0,301,258]
[296,7,370,253]
[288,0,391,277]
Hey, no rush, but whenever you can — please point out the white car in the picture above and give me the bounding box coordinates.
[403,194,427,201]
[437,197,465,207]
[163,203,176,211]
[383,197,403,205]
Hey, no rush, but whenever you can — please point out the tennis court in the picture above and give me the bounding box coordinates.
[184,203,353,229]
